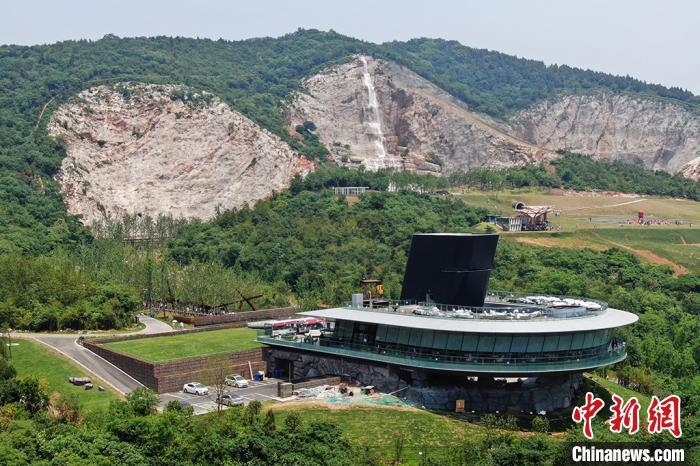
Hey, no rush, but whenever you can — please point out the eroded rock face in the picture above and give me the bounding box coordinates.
[288,56,555,174]
[509,94,700,173]
[681,157,700,180]
[268,349,581,412]
[49,84,312,223]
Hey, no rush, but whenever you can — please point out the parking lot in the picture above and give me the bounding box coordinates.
[158,378,282,415]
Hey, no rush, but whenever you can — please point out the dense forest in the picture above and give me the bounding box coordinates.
[0,368,602,465]
[2,29,700,253]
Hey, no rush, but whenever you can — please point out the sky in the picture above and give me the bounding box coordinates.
[3,0,699,94]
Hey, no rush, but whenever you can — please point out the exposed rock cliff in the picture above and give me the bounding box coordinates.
[682,157,700,180]
[289,56,555,174]
[49,84,312,223]
[509,94,700,173]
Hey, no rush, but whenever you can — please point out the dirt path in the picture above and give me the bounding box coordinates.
[589,232,688,277]
[513,236,605,250]
[561,198,646,212]
[514,233,688,277]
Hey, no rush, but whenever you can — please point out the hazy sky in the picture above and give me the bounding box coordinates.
[4,0,698,94]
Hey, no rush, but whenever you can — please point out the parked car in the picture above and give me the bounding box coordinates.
[225,374,249,388]
[183,382,209,395]
[217,392,245,406]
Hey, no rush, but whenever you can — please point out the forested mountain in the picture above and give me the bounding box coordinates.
[2,29,700,251]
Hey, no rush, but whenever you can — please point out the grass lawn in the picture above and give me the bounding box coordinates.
[11,338,119,413]
[101,327,262,362]
[270,404,492,464]
[456,188,700,274]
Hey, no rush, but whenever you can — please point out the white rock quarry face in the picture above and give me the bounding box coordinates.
[682,157,700,181]
[288,56,554,174]
[508,94,700,174]
[49,84,313,224]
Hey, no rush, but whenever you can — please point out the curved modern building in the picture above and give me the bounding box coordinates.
[260,233,638,412]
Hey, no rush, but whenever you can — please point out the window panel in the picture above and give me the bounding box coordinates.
[385,326,398,343]
[494,335,512,353]
[582,331,595,348]
[432,332,449,350]
[477,334,496,353]
[542,334,559,352]
[556,334,573,351]
[526,335,544,353]
[376,325,388,342]
[592,330,604,347]
[461,334,479,352]
[571,332,585,350]
[511,335,529,353]
[409,328,422,347]
[336,321,353,339]
[420,330,435,348]
[446,333,463,350]
[397,327,411,345]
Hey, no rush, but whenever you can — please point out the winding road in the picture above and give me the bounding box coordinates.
[16,315,174,395]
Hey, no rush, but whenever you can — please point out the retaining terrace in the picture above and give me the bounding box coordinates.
[84,314,296,393]
[174,307,297,326]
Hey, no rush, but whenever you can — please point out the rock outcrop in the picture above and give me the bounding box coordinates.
[289,56,555,174]
[49,84,312,223]
[509,93,700,174]
[681,157,700,180]
[268,348,581,412]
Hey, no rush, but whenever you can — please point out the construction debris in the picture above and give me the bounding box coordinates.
[68,377,92,386]
[292,382,412,407]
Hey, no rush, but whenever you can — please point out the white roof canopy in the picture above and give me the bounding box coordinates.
[301,307,638,334]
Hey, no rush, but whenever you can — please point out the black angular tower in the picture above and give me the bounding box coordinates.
[400,233,499,307]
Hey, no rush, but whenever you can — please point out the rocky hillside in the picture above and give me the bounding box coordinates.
[508,94,700,175]
[49,84,312,223]
[289,56,554,175]
[682,157,700,180]
[289,56,700,177]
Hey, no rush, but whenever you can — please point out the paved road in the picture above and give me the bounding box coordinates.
[138,315,177,334]
[158,379,280,415]
[16,315,175,395]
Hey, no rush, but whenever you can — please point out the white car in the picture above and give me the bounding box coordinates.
[225,374,249,388]
[183,382,209,395]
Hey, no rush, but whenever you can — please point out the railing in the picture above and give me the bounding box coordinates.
[258,336,627,373]
[341,292,608,322]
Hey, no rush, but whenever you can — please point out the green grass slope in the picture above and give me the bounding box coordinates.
[101,327,262,362]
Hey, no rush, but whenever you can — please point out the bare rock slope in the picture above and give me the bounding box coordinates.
[289,56,555,174]
[682,157,700,181]
[508,94,700,174]
[49,84,312,223]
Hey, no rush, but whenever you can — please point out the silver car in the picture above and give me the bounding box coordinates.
[224,374,249,388]
[217,392,245,406]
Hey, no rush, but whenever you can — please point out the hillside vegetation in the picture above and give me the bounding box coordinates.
[2,30,700,252]
[450,152,700,200]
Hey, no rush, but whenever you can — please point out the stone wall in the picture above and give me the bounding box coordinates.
[84,340,157,388]
[152,349,267,393]
[267,348,583,412]
[268,348,408,393]
[85,332,270,393]
[276,376,342,397]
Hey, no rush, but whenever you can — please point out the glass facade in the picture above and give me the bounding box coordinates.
[337,320,613,354]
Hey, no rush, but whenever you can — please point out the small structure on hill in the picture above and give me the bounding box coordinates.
[333,186,367,196]
[495,202,553,232]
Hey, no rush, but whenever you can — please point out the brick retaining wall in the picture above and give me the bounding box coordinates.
[85,329,275,393]
[174,307,298,326]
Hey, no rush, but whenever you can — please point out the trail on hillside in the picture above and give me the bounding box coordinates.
[589,231,688,277]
